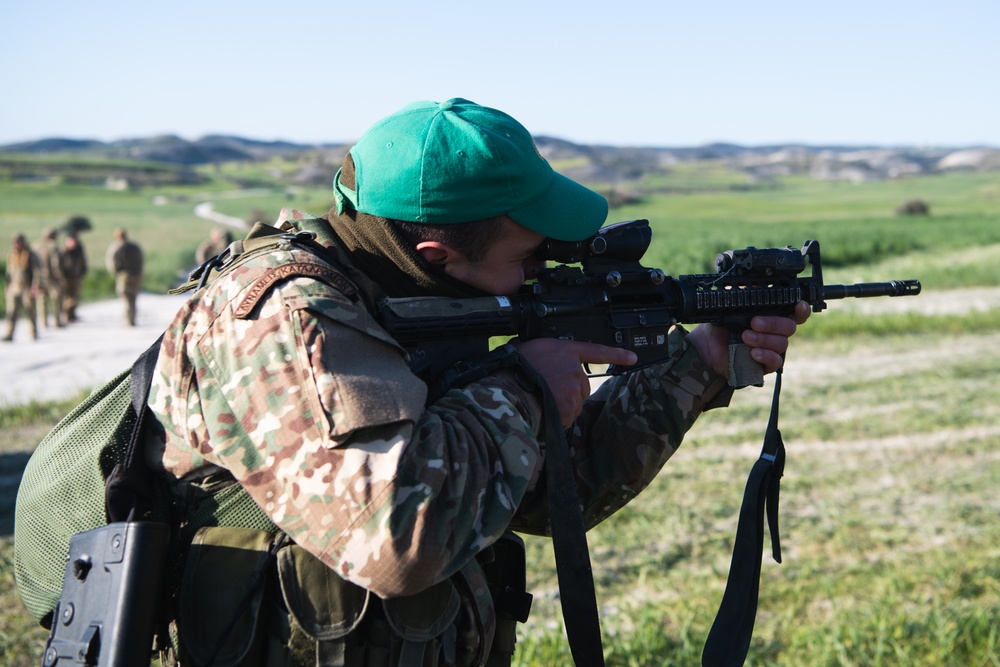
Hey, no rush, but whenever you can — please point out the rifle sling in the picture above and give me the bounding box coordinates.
[537,378,607,667]
[702,367,785,667]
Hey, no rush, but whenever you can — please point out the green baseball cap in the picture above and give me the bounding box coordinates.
[334,98,608,241]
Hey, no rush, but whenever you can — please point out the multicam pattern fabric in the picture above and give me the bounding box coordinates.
[147,210,730,602]
[512,331,730,534]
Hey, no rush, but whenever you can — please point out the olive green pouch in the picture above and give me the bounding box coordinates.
[448,561,497,667]
[277,543,370,665]
[179,527,275,667]
[380,580,460,667]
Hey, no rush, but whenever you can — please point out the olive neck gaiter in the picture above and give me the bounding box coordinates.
[325,208,486,299]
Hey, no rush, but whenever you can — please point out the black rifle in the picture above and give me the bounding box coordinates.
[379,218,921,388]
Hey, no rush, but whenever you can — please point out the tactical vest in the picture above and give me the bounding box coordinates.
[157,220,531,667]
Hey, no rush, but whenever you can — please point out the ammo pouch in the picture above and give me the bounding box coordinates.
[172,526,530,667]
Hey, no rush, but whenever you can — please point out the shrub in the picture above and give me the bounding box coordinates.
[896,198,931,215]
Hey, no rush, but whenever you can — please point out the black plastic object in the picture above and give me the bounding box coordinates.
[42,522,169,666]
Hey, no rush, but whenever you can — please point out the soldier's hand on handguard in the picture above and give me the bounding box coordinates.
[687,300,811,380]
[516,339,638,429]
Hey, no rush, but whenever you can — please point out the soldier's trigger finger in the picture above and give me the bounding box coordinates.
[576,342,637,367]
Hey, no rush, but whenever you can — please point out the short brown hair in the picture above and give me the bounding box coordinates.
[391,216,509,262]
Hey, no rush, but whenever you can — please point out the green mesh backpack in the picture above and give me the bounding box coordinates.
[14,337,167,627]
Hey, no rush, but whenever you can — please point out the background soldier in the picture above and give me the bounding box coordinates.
[195,227,233,265]
[32,228,64,328]
[105,227,144,327]
[60,233,88,323]
[3,233,41,342]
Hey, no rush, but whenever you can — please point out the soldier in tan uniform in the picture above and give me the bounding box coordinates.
[59,233,87,323]
[3,234,41,342]
[146,99,808,665]
[32,228,64,329]
[105,227,144,326]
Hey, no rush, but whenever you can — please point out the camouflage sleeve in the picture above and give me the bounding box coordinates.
[509,325,731,535]
[354,372,543,596]
[154,273,545,599]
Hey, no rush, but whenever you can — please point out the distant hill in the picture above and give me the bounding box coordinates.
[2,134,998,187]
[535,138,1000,185]
[0,134,349,165]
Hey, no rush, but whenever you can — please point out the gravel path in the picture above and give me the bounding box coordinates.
[0,293,188,406]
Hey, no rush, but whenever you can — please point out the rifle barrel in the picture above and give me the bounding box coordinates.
[824,279,921,300]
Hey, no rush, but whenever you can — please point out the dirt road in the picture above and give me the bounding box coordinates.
[0,293,188,406]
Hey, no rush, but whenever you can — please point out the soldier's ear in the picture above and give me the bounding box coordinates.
[415,241,464,267]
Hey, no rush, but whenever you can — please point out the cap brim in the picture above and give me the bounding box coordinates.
[508,173,609,241]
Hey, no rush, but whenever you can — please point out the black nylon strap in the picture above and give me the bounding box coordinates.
[538,387,606,667]
[128,335,164,455]
[702,368,785,667]
[503,358,605,667]
[105,334,165,523]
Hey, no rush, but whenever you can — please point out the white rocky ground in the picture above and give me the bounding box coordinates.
[0,293,189,406]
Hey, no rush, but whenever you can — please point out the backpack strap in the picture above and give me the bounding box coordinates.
[104,334,165,523]
[170,221,295,294]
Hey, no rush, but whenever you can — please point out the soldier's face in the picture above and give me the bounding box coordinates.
[444,219,546,296]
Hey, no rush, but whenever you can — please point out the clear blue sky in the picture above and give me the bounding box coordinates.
[2,0,997,148]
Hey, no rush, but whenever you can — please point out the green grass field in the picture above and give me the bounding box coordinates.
[1,166,998,665]
[512,323,1000,666]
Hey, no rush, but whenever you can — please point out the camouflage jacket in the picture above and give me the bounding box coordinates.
[147,210,731,599]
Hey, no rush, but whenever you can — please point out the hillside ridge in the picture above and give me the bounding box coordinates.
[3,134,999,185]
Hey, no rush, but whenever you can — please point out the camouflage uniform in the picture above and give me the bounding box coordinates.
[32,231,64,328]
[105,231,144,326]
[147,210,730,664]
[3,236,42,341]
[60,235,87,323]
